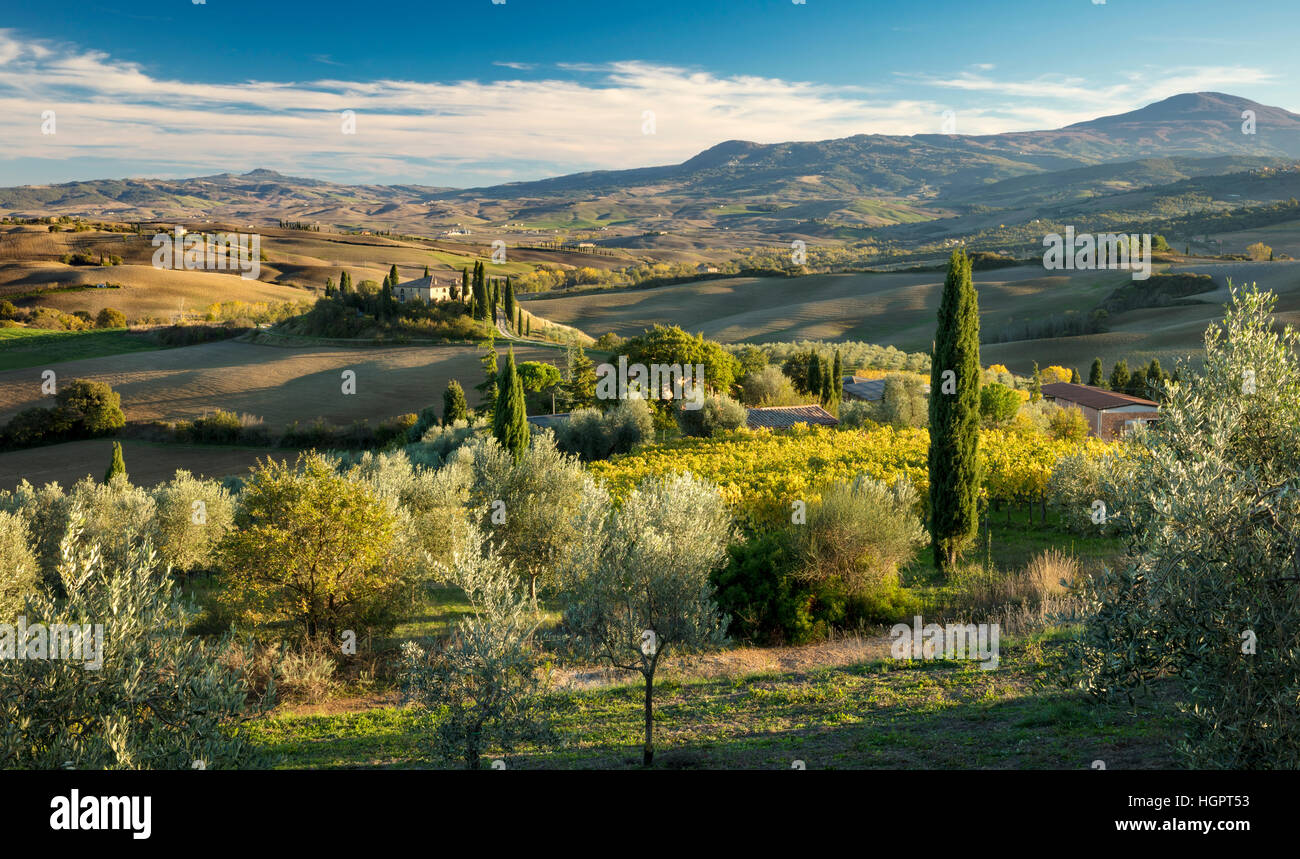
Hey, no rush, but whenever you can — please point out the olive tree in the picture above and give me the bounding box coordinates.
[399,528,554,769]
[461,434,588,601]
[559,473,732,765]
[1072,285,1300,767]
[0,510,39,620]
[217,453,410,643]
[0,522,273,768]
[151,470,234,576]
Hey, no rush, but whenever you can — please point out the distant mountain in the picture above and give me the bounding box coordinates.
[2,93,1298,234]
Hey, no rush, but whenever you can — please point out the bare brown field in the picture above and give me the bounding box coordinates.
[0,339,558,428]
[0,439,291,492]
[0,262,315,319]
[526,266,1119,351]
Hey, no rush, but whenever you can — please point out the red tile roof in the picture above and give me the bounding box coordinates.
[1041,382,1158,410]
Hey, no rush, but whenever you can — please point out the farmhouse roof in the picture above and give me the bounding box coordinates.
[842,376,885,401]
[397,275,448,289]
[745,404,839,430]
[1041,382,1158,410]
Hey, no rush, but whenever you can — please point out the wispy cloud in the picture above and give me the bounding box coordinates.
[0,31,1283,187]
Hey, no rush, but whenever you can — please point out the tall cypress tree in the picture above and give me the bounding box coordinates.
[927,249,981,571]
[831,350,843,407]
[504,277,516,327]
[1030,362,1042,403]
[476,338,498,418]
[461,266,470,302]
[806,352,822,398]
[493,347,530,462]
[1088,357,1104,387]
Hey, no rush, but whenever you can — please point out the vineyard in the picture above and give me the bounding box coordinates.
[587,424,1115,528]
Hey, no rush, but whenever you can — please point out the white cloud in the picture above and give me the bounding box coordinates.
[0,31,1285,187]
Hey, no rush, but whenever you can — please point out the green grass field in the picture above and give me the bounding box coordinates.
[0,327,162,370]
[246,633,1182,769]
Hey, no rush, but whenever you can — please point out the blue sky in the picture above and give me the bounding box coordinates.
[1,0,1296,187]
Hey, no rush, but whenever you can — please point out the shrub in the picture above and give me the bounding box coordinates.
[979,382,1021,426]
[555,398,654,461]
[217,453,411,642]
[1071,284,1300,767]
[151,470,235,576]
[94,307,126,329]
[0,525,274,768]
[739,365,799,406]
[796,474,926,599]
[0,510,39,620]
[67,475,158,573]
[399,529,555,769]
[712,530,819,645]
[675,394,747,437]
[1047,405,1089,442]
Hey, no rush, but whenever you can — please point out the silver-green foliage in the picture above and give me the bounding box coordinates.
[398,528,554,769]
[559,473,732,764]
[0,522,272,769]
[1072,285,1300,768]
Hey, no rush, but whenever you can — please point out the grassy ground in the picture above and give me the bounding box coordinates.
[0,327,162,370]
[246,632,1183,769]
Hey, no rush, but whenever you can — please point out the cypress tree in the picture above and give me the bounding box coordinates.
[461,266,470,302]
[340,270,351,294]
[806,352,822,398]
[927,249,981,571]
[820,361,833,405]
[104,441,127,483]
[1088,357,1104,387]
[831,350,843,406]
[1070,367,1080,384]
[1109,359,1130,392]
[476,339,498,418]
[442,379,468,426]
[389,264,400,287]
[1030,362,1042,403]
[423,264,430,278]
[563,343,597,408]
[493,347,530,462]
[504,277,516,326]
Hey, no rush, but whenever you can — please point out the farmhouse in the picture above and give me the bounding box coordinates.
[1040,382,1159,441]
[745,404,839,430]
[394,275,452,304]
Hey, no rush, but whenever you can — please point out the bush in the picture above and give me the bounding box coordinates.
[712,530,820,645]
[555,398,654,461]
[151,470,235,576]
[1071,285,1300,767]
[739,365,800,406]
[399,529,555,768]
[979,382,1021,426]
[0,524,274,768]
[1047,405,1089,442]
[675,394,747,437]
[53,379,126,437]
[217,453,412,642]
[797,475,926,599]
[0,510,39,620]
[94,307,126,329]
